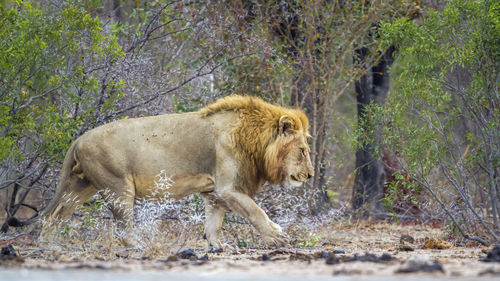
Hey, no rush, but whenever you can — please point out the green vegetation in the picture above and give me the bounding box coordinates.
[375,0,499,243]
[0,1,124,163]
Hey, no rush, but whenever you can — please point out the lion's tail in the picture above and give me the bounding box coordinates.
[7,140,81,229]
[42,140,81,218]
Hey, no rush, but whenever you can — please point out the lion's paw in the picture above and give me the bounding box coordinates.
[262,231,289,248]
[206,242,238,253]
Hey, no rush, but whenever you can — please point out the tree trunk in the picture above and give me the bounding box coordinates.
[352,46,394,216]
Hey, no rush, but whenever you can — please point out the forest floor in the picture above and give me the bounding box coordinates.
[1,220,499,280]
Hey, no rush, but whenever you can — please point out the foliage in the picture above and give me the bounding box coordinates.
[204,0,416,211]
[0,1,123,162]
[0,0,125,228]
[376,0,499,244]
[297,232,321,248]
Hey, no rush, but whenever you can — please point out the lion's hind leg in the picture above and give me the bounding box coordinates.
[41,176,97,241]
[46,176,97,222]
[91,175,137,247]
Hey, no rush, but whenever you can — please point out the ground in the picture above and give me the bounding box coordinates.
[1,220,499,280]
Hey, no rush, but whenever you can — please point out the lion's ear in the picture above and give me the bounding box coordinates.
[278,115,294,136]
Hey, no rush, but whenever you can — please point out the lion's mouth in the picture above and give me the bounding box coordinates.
[289,175,303,187]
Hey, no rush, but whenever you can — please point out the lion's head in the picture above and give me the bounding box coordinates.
[265,115,314,186]
[200,95,314,188]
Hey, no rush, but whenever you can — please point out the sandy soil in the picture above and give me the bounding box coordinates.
[1,221,499,279]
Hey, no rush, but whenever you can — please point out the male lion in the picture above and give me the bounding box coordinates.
[41,95,314,249]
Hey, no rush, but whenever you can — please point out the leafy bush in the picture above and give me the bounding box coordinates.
[376,0,499,244]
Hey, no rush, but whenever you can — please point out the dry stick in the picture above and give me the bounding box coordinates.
[443,80,500,227]
[440,164,499,242]
[433,116,500,241]
[411,175,489,246]
[0,233,26,246]
[410,177,490,246]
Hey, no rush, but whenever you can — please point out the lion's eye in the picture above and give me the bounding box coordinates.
[301,148,305,156]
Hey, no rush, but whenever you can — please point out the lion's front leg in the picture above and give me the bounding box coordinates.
[214,146,288,247]
[217,188,289,247]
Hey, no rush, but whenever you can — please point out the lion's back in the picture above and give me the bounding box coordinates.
[71,111,237,190]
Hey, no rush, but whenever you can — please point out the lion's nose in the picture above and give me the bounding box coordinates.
[307,173,312,179]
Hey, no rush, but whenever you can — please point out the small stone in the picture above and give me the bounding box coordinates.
[0,245,16,259]
[289,252,312,262]
[262,253,272,261]
[400,234,415,244]
[208,247,223,253]
[180,249,196,259]
[399,242,415,251]
[198,254,209,261]
[325,255,339,265]
[343,253,379,263]
[482,245,500,262]
[166,255,179,262]
[333,249,345,254]
[399,234,416,251]
[320,251,330,259]
[115,252,128,259]
[380,253,393,261]
[396,255,444,274]
[396,261,444,273]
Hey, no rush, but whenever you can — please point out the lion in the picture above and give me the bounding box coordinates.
[32,95,314,249]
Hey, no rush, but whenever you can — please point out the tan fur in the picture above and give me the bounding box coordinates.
[45,95,313,249]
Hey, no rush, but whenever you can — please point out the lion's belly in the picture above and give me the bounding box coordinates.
[126,119,217,198]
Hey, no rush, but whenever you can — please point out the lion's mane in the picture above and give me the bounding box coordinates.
[200,95,309,195]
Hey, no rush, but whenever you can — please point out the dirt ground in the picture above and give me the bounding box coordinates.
[1,221,499,280]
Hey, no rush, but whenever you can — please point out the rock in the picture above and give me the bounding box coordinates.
[0,244,24,263]
[320,251,330,259]
[115,253,128,259]
[400,234,415,244]
[399,242,415,251]
[344,253,377,262]
[396,255,444,274]
[0,245,16,259]
[399,234,416,251]
[262,253,272,261]
[314,251,333,259]
[380,253,393,261]
[166,255,179,262]
[208,247,223,253]
[396,261,444,273]
[482,244,500,262]
[325,254,339,265]
[342,253,394,263]
[198,254,209,261]
[289,252,312,262]
[180,249,197,259]
[423,238,452,249]
[333,249,345,254]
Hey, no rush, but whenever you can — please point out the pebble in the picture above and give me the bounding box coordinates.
[262,253,272,261]
[180,249,196,259]
[482,245,500,262]
[333,249,345,254]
